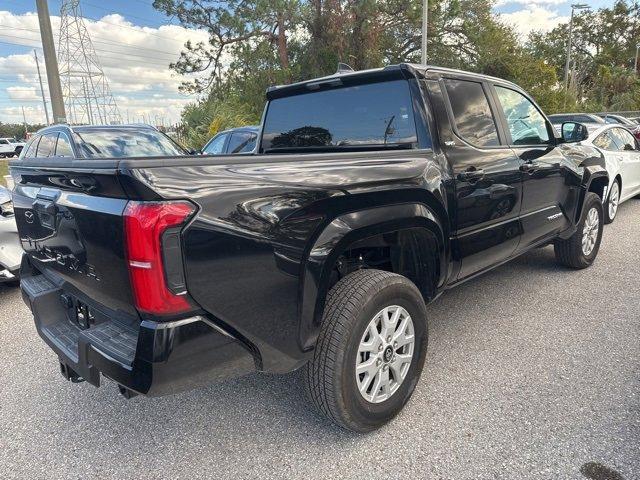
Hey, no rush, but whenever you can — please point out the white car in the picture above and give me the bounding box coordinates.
[581,124,640,223]
[0,138,26,158]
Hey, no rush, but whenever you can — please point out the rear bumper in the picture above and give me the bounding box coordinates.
[21,274,256,397]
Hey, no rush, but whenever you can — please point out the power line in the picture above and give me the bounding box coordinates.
[0,33,179,65]
[0,26,184,58]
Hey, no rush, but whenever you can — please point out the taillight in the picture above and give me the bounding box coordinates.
[124,200,196,315]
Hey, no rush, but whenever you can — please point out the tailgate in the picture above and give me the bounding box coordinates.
[10,165,138,318]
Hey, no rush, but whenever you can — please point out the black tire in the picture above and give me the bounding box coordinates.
[305,269,428,432]
[554,192,603,269]
[603,179,619,224]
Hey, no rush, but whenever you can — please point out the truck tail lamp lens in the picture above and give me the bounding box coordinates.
[124,201,196,315]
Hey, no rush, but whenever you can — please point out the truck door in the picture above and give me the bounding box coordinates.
[437,76,523,279]
[489,85,572,251]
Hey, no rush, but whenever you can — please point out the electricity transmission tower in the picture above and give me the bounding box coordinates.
[58,0,121,125]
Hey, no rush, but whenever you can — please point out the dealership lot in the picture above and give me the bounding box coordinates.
[1,201,638,480]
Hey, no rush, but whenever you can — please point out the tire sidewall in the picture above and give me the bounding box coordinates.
[337,279,427,432]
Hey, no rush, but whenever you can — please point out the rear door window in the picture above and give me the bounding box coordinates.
[35,133,57,157]
[443,79,500,147]
[227,132,257,153]
[609,128,637,151]
[262,80,419,152]
[593,132,617,150]
[203,133,228,155]
[55,133,74,157]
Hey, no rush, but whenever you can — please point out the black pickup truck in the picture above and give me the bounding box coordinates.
[10,64,608,432]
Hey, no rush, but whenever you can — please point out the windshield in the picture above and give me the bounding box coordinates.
[73,129,187,158]
[261,80,420,152]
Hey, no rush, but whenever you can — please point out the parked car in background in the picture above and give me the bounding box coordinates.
[548,113,605,129]
[0,185,21,284]
[575,124,640,223]
[201,126,259,155]
[19,124,188,160]
[598,114,640,141]
[0,137,26,158]
[10,63,609,432]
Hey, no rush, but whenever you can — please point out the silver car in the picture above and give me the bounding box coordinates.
[0,186,22,284]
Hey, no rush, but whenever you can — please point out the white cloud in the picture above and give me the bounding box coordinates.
[499,6,569,38]
[0,10,210,124]
[6,85,39,100]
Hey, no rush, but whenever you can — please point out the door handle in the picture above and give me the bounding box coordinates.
[520,162,538,173]
[457,169,485,182]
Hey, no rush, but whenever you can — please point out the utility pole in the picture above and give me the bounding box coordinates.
[421,0,428,64]
[21,107,28,137]
[635,44,640,75]
[564,4,590,90]
[33,50,50,125]
[36,0,66,123]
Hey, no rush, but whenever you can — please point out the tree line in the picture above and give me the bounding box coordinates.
[155,0,639,147]
[0,123,46,141]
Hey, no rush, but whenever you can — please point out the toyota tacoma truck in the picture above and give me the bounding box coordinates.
[10,64,608,432]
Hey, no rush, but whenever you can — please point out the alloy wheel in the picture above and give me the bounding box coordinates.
[355,305,415,404]
[582,207,600,256]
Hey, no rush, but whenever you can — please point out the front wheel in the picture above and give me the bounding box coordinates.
[604,180,619,224]
[305,269,428,432]
[554,192,604,269]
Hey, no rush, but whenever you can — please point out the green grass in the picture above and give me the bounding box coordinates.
[0,160,8,187]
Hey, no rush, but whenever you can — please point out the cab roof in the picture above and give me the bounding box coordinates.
[265,63,521,100]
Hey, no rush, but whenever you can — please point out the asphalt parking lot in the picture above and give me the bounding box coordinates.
[1,201,638,480]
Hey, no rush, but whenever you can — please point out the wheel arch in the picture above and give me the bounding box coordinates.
[577,167,609,223]
[299,201,447,351]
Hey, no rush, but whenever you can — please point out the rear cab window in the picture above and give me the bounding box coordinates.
[261,79,422,153]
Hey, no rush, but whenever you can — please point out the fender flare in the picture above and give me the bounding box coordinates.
[298,202,446,351]
[576,166,609,223]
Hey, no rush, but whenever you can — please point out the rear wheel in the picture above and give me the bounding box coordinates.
[305,269,428,432]
[554,192,603,269]
[604,180,619,224]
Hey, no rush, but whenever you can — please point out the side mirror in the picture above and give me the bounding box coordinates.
[561,122,588,143]
[188,149,200,155]
[623,143,635,151]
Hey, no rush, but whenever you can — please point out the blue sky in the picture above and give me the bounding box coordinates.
[0,0,620,125]
[1,0,179,58]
